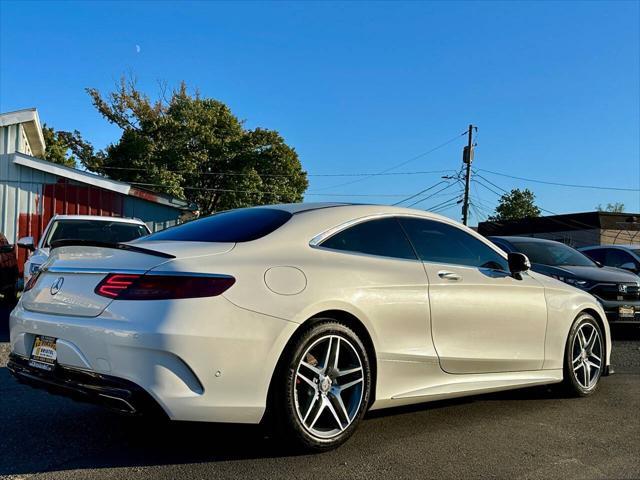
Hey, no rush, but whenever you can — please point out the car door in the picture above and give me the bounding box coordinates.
[316,217,435,365]
[399,217,548,374]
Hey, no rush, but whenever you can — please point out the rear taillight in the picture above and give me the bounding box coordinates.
[94,273,235,300]
[24,269,42,292]
[95,274,141,298]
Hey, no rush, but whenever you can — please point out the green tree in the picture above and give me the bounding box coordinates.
[488,188,541,221]
[596,202,625,213]
[68,78,308,214]
[42,124,77,168]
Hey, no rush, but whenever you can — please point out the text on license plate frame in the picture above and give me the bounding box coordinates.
[29,335,58,371]
[619,305,636,319]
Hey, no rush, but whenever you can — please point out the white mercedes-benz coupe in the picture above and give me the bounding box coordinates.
[9,203,611,450]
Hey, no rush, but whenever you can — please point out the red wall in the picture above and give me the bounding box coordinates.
[16,180,126,274]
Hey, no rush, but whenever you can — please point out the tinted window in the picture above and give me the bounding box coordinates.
[45,220,149,246]
[583,248,605,263]
[509,240,595,267]
[400,218,508,270]
[320,218,417,260]
[489,238,512,254]
[145,208,292,242]
[604,249,637,269]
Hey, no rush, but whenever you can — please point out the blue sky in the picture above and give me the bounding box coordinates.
[1,0,638,223]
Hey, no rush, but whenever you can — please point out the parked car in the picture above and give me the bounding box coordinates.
[0,232,18,304]
[489,236,640,323]
[9,204,611,451]
[579,245,640,276]
[17,215,151,285]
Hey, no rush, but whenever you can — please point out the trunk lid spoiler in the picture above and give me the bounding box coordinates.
[50,240,176,259]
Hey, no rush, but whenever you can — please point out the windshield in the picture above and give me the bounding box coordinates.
[44,220,149,247]
[144,208,292,242]
[509,240,596,267]
[632,249,640,257]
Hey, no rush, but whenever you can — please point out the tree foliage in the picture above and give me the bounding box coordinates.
[596,202,625,213]
[68,78,308,214]
[488,188,541,222]
[42,124,77,168]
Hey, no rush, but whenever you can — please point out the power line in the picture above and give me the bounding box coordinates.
[478,168,640,192]
[313,131,467,192]
[424,195,463,213]
[472,178,504,197]
[472,177,635,243]
[469,202,487,222]
[473,172,508,192]
[392,180,448,206]
[98,165,456,178]
[128,181,419,198]
[406,181,462,208]
[432,200,463,214]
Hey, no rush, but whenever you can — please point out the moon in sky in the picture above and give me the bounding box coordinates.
[135,45,141,53]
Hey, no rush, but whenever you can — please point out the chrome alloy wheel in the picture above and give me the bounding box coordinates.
[294,334,365,439]
[571,322,602,390]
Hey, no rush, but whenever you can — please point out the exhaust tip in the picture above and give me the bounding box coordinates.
[98,393,137,414]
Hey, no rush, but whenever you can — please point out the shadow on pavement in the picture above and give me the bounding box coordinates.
[0,301,13,343]
[611,323,640,341]
[0,371,617,477]
[0,303,637,477]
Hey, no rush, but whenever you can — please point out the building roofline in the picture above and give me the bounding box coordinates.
[11,152,193,211]
[478,211,640,236]
[0,108,45,157]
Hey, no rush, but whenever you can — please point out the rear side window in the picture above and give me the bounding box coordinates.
[320,217,417,260]
[145,208,292,242]
[399,217,508,270]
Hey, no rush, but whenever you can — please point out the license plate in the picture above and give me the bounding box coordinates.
[619,306,636,319]
[29,335,57,371]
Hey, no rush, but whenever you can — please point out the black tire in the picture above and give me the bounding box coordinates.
[273,320,372,452]
[562,313,604,397]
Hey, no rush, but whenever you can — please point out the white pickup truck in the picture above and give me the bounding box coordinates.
[17,215,151,286]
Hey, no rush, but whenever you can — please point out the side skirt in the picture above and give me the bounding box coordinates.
[370,361,563,411]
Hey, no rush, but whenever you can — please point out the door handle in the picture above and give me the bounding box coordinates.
[438,270,462,281]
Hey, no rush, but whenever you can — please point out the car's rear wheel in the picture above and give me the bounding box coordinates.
[275,320,371,451]
[562,313,604,396]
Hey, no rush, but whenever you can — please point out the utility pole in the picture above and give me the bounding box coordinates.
[461,124,476,226]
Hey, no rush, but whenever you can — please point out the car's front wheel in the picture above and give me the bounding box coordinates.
[562,313,604,396]
[275,320,372,451]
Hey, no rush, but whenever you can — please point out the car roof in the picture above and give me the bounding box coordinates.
[488,236,564,245]
[50,215,147,225]
[252,202,464,223]
[255,202,354,214]
[581,244,640,251]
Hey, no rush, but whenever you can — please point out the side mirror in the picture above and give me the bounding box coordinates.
[619,262,639,274]
[508,252,531,275]
[17,236,35,252]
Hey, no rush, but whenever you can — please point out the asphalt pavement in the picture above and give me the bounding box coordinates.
[1,303,638,480]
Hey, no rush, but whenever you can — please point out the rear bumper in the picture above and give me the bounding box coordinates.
[9,298,298,424]
[8,353,165,416]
